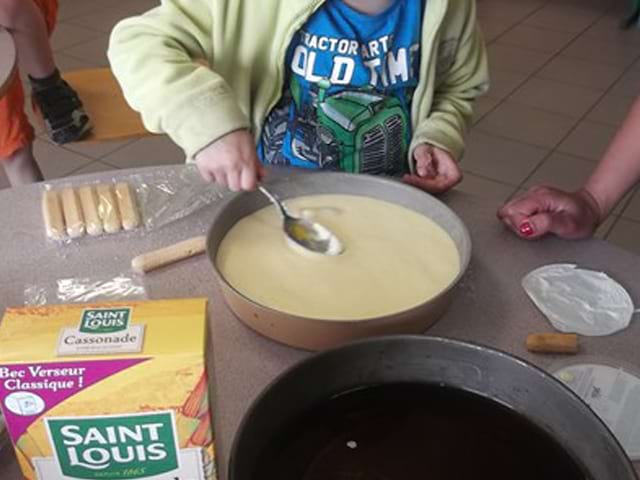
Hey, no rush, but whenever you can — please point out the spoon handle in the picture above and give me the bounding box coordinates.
[258,186,290,219]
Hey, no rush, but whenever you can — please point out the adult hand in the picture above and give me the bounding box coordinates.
[195,129,264,191]
[403,144,462,194]
[497,186,602,240]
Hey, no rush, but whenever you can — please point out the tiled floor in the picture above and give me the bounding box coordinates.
[1,0,639,254]
[466,0,640,254]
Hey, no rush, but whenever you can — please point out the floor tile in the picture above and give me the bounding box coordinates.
[524,152,595,190]
[496,25,576,54]
[102,135,185,168]
[504,187,527,203]
[472,96,501,124]
[56,0,124,21]
[560,0,611,13]
[454,172,516,206]
[53,52,98,72]
[594,214,617,239]
[536,57,625,90]
[65,4,148,34]
[0,167,9,190]
[583,14,640,46]
[461,131,549,185]
[23,95,44,135]
[33,139,94,180]
[476,101,577,148]
[508,77,602,118]
[606,218,640,256]
[68,161,120,177]
[612,187,637,215]
[608,69,640,98]
[59,36,111,67]
[587,93,634,126]
[40,135,136,161]
[557,121,617,161]
[621,189,640,222]
[122,0,160,11]
[51,23,102,52]
[487,69,529,99]
[477,0,545,24]
[561,35,640,67]
[478,17,515,43]
[487,44,552,75]
[525,4,602,33]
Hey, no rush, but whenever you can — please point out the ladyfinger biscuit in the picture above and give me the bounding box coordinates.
[61,187,85,238]
[42,190,66,240]
[78,185,103,236]
[96,184,121,234]
[115,182,141,231]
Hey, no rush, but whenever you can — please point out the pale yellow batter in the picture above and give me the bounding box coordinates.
[216,194,460,321]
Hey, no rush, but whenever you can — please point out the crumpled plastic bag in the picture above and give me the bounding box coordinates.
[24,276,146,306]
[522,264,635,337]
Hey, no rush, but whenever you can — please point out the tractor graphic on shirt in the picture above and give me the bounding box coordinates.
[280,77,410,174]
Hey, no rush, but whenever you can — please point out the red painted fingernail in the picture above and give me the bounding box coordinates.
[519,222,534,237]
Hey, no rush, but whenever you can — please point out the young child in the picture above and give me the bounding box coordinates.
[0,0,91,186]
[498,95,640,240]
[109,0,489,192]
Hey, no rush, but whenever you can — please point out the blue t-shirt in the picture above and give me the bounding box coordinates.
[259,0,425,175]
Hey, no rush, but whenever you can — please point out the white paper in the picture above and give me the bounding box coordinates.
[522,264,634,336]
[555,364,640,460]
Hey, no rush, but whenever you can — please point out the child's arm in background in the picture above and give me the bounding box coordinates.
[405,0,489,193]
[108,0,262,190]
[498,95,640,240]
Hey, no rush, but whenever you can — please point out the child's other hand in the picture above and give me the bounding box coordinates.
[195,130,265,191]
[403,144,462,194]
[497,186,601,240]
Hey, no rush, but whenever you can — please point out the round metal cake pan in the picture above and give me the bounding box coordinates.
[206,172,471,351]
[229,336,637,480]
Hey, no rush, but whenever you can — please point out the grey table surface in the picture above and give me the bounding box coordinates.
[0,165,638,478]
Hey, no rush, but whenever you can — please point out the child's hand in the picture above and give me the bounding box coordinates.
[195,130,265,191]
[403,144,462,194]
[497,186,602,240]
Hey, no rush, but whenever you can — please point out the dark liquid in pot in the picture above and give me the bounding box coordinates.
[255,383,588,480]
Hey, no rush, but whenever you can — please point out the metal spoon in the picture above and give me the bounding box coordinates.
[258,186,344,256]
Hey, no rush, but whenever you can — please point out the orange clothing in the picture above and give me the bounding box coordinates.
[0,0,58,158]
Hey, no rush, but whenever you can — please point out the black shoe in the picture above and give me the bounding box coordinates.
[30,69,92,145]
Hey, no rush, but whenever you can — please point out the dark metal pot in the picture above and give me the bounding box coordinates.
[229,336,637,480]
[207,172,471,350]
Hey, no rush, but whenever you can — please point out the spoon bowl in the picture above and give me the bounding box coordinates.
[259,186,344,256]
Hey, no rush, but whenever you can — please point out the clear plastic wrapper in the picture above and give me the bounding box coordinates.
[522,264,636,336]
[132,165,227,230]
[24,276,146,306]
[42,165,230,242]
[42,180,142,242]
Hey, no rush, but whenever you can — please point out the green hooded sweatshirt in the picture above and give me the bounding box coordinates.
[108,0,489,169]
